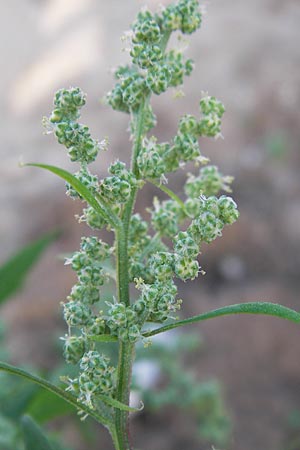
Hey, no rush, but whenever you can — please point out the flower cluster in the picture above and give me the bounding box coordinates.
[42,0,240,420]
[65,351,115,409]
[198,95,225,138]
[107,0,202,116]
[47,87,102,164]
[160,0,202,34]
[188,195,239,244]
[99,161,139,205]
[60,237,117,409]
[136,96,225,179]
[185,165,234,198]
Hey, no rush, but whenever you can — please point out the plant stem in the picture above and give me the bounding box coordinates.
[114,342,135,450]
[114,101,148,450]
[115,226,133,448]
[116,225,130,308]
[113,30,172,447]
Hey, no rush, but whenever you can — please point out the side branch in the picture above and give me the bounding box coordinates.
[142,302,300,338]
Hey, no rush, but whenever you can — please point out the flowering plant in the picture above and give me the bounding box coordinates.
[1,1,299,449]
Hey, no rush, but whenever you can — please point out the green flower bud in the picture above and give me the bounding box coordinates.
[133,298,147,314]
[66,167,99,199]
[151,198,179,237]
[100,176,132,204]
[184,165,233,198]
[86,316,106,336]
[66,251,90,272]
[127,325,141,342]
[107,83,130,113]
[133,18,161,43]
[184,198,202,218]
[198,113,222,138]
[173,132,200,162]
[51,87,86,122]
[146,65,171,95]
[174,255,199,281]
[122,74,149,111]
[181,11,202,34]
[149,252,174,280]
[63,301,92,327]
[161,5,182,32]
[189,211,223,243]
[69,283,100,305]
[82,207,107,230]
[174,231,199,258]
[80,351,110,372]
[62,335,86,364]
[80,237,110,260]
[218,195,239,224]
[107,303,127,329]
[78,265,107,287]
[131,43,163,69]
[137,138,170,178]
[178,114,198,135]
[199,95,225,117]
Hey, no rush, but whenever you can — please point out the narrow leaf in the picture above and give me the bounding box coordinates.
[148,179,185,209]
[0,231,58,304]
[24,163,119,228]
[0,362,111,426]
[21,415,54,450]
[98,394,143,413]
[27,389,75,423]
[143,302,300,338]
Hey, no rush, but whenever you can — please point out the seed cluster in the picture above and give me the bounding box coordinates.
[107,0,201,115]
[44,0,239,415]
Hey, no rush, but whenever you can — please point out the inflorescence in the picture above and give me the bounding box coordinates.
[44,0,239,414]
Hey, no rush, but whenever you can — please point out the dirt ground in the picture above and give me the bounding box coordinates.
[1,0,300,449]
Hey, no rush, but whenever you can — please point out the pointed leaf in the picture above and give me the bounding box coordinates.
[21,415,54,450]
[98,394,143,413]
[0,231,59,304]
[148,180,185,209]
[24,163,118,228]
[27,389,75,423]
[0,362,111,426]
[143,302,300,338]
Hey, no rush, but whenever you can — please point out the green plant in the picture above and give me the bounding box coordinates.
[1,1,300,449]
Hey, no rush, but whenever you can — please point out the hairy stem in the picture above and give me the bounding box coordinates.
[113,29,172,449]
[114,101,148,450]
[114,342,135,450]
[116,225,130,308]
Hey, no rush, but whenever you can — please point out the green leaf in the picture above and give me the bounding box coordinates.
[0,362,111,427]
[27,389,75,423]
[23,163,119,229]
[0,372,38,419]
[143,302,300,338]
[0,231,58,304]
[98,394,143,413]
[148,179,185,209]
[21,415,54,450]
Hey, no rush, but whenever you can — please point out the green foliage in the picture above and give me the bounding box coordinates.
[0,1,297,449]
[21,416,55,450]
[0,231,58,303]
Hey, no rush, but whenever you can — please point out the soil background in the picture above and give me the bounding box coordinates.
[1,1,300,449]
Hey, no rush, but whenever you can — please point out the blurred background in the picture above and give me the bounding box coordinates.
[1,0,300,449]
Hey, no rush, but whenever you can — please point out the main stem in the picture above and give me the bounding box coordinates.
[113,31,171,449]
[113,101,147,450]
